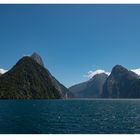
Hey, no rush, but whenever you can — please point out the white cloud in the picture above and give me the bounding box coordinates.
[84,69,110,78]
[84,68,140,79]
[131,68,140,76]
[23,54,30,57]
[0,68,8,74]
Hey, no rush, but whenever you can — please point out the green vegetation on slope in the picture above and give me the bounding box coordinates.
[0,57,61,99]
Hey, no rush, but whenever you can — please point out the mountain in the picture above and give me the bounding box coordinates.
[0,54,70,99]
[31,52,71,98]
[102,65,140,98]
[31,52,44,66]
[47,73,73,98]
[69,73,108,98]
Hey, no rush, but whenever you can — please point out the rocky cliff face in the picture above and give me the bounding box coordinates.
[69,73,108,98]
[102,65,140,98]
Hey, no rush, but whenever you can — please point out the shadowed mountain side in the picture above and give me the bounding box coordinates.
[69,73,108,98]
[31,52,72,98]
[0,57,67,99]
[102,65,140,98]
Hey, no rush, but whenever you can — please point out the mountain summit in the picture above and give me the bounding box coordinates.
[0,53,71,99]
[102,65,140,98]
[31,52,44,66]
[0,57,62,99]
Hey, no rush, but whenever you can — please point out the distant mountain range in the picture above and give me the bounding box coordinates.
[1,53,140,99]
[69,65,140,99]
[0,53,71,99]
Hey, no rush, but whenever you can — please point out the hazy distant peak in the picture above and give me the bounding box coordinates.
[31,52,44,67]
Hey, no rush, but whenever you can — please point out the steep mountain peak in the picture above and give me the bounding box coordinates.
[0,55,71,99]
[31,52,44,66]
[112,64,127,71]
[111,65,128,75]
[110,64,138,78]
[102,64,139,98]
[0,56,62,99]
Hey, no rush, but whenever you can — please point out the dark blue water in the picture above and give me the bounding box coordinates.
[0,99,140,134]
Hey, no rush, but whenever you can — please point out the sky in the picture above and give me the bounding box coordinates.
[0,4,140,87]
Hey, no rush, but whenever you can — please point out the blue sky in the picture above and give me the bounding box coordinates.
[0,4,140,87]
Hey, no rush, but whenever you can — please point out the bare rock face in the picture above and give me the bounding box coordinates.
[31,52,44,67]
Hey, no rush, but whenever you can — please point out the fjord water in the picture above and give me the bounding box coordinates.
[0,99,140,134]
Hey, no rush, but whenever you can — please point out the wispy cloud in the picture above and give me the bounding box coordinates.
[84,67,140,79]
[0,68,8,74]
[84,69,110,78]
